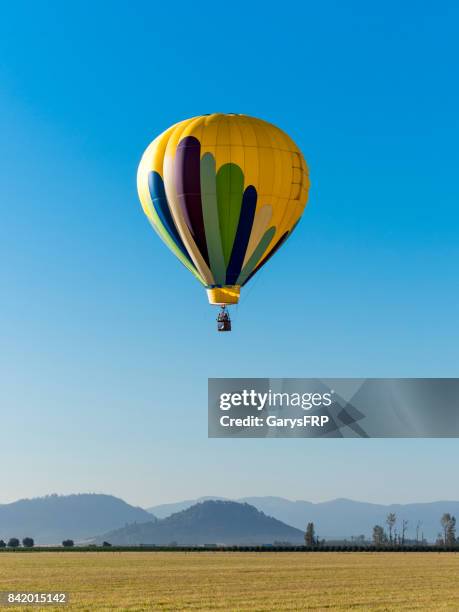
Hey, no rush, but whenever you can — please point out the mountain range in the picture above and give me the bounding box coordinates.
[148,496,459,541]
[94,500,304,546]
[1,493,458,544]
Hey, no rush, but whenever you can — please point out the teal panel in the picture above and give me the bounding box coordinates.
[236,226,276,285]
[200,153,227,285]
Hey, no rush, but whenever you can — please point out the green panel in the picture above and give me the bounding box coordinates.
[216,163,244,266]
[236,227,276,285]
[200,153,227,285]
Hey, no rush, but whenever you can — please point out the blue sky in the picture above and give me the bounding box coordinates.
[1,1,458,507]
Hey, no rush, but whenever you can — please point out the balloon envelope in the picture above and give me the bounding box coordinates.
[137,113,310,304]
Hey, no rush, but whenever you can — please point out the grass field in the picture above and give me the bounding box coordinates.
[1,551,459,610]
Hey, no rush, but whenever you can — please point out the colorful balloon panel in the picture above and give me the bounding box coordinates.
[137,114,310,302]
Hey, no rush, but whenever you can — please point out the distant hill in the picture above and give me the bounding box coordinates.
[95,500,305,546]
[0,494,155,545]
[147,496,459,541]
[147,497,226,519]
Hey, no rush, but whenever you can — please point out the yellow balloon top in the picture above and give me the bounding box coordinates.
[137,114,310,304]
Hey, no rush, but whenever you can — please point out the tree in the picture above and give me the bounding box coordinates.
[22,537,34,548]
[441,513,450,544]
[401,520,408,546]
[0,540,6,549]
[441,514,456,546]
[102,541,112,547]
[7,538,20,548]
[304,522,316,547]
[386,513,396,544]
[447,516,456,546]
[62,539,74,548]
[415,521,422,544]
[372,525,386,547]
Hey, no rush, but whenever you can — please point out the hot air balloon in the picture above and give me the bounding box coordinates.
[137,114,310,331]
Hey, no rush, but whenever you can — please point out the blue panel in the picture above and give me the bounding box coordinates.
[148,171,192,263]
[225,185,257,285]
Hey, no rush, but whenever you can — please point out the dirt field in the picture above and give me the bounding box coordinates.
[0,551,459,610]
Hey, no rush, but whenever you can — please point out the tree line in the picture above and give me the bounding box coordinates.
[304,512,457,548]
[372,512,456,547]
[0,538,75,549]
[0,538,115,549]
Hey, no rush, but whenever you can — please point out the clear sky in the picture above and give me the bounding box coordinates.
[1,1,458,507]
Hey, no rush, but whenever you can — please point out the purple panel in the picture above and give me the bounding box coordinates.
[174,136,209,265]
